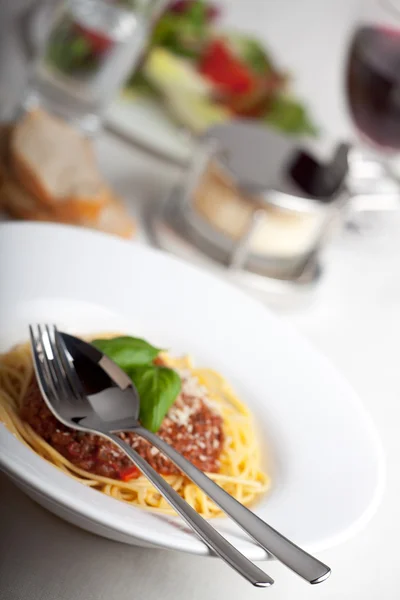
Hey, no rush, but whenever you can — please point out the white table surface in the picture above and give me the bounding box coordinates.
[1,1,399,598]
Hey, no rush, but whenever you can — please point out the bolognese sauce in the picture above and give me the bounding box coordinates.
[20,368,224,481]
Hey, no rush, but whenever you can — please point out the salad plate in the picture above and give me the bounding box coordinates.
[106,0,315,163]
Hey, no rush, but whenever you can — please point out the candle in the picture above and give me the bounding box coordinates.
[193,162,327,259]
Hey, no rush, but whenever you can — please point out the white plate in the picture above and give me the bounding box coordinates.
[106,95,195,164]
[0,222,384,559]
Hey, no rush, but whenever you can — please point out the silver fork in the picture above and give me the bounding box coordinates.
[29,324,273,588]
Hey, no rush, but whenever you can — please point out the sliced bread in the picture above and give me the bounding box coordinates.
[0,178,61,222]
[85,199,136,239]
[10,109,108,220]
[1,176,135,239]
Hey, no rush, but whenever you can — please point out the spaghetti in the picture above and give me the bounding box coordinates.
[0,342,269,518]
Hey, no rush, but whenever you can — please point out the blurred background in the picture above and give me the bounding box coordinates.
[1,0,399,303]
[0,0,356,138]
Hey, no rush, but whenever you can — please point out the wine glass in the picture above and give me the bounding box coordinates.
[346,0,400,203]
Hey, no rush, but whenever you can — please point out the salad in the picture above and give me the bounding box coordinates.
[45,0,317,137]
[126,0,317,136]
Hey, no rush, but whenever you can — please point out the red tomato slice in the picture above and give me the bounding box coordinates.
[119,465,140,481]
[199,39,255,95]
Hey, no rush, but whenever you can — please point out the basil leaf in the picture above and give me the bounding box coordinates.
[129,365,181,432]
[92,336,161,369]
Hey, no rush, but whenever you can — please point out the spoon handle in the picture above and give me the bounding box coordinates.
[133,426,330,585]
[106,433,273,588]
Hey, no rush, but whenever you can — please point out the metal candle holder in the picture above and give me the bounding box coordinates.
[147,121,350,305]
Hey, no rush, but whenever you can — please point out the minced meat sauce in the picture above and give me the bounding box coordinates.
[20,368,224,481]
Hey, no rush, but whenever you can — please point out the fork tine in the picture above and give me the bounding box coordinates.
[44,325,70,399]
[43,324,77,405]
[38,324,67,402]
[29,324,59,409]
[53,326,86,402]
[29,325,47,393]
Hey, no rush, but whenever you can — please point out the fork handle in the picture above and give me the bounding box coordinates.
[132,426,330,585]
[106,434,272,588]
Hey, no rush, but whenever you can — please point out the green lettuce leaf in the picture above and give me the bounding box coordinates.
[264,96,318,136]
[224,32,274,75]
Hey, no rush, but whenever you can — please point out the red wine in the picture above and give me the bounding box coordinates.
[347,25,400,149]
